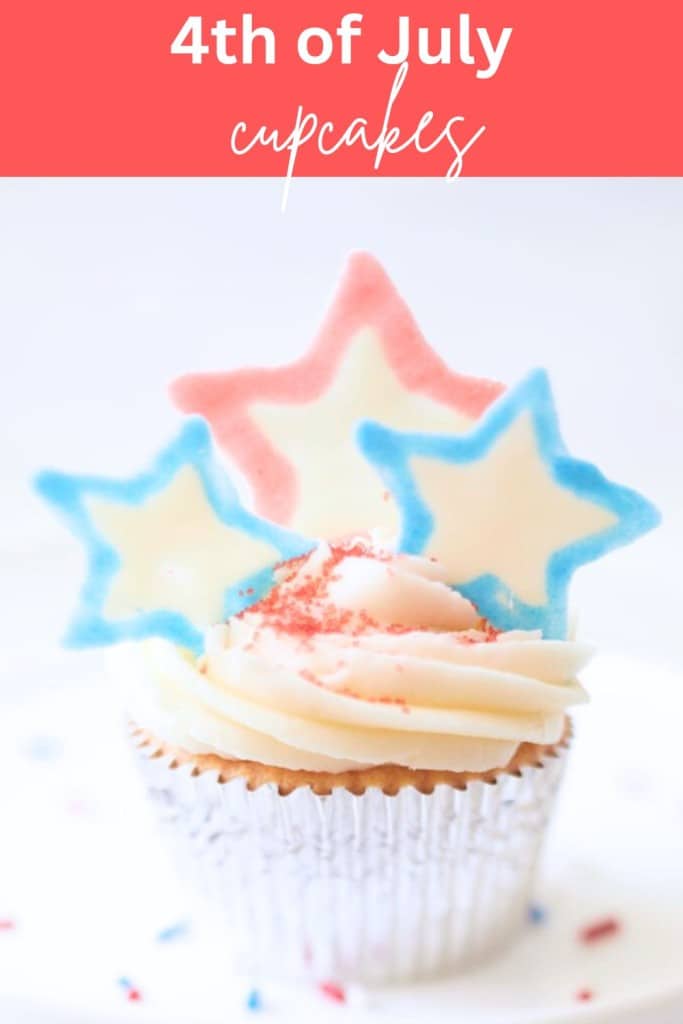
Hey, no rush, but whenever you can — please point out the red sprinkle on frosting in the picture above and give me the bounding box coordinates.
[235,542,500,668]
[241,541,397,641]
[299,669,410,711]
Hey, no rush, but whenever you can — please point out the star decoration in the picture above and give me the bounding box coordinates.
[34,418,314,653]
[170,251,503,540]
[357,369,660,638]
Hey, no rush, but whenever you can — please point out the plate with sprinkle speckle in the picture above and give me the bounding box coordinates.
[1,654,682,1024]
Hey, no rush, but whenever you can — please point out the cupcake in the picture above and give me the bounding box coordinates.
[35,252,659,985]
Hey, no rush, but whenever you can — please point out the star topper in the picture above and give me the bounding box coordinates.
[34,418,314,653]
[358,369,660,638]
[170,251,503,541]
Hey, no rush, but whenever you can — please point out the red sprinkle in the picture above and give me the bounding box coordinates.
[458,620,502,644]
[319,981,346,1004]
[305,675,409,710]
[244,542,397,641]
[0,920,16,931]
[118,978,142,1002]
[239,541,500,650]
[575,988,594,1002]
[578,916,622,944]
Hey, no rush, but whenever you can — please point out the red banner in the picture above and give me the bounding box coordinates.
[1,1,681,177]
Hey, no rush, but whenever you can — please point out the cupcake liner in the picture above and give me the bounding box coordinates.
[131,734,568,985]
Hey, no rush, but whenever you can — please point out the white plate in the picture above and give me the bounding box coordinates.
[0,654,682,1023]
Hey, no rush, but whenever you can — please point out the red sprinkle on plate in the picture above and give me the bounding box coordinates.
[578,916,622,944]
[117,977,143,1003]
[319,980,346,1004]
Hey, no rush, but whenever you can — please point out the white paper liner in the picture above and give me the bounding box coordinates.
[131,738,568,984]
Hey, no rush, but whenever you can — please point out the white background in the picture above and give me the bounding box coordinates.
[2,177,682,693]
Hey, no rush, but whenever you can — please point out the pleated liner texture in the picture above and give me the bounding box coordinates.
[130,730,569,985]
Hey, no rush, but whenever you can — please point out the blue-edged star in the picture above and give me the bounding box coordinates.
[34,418,314,653]
[357,369,660,638]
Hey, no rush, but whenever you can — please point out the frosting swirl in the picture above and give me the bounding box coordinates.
[118,541,589,773]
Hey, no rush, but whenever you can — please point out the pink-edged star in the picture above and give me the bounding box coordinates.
[170,252,504,540]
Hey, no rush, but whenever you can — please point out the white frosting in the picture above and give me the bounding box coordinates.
[117,543,590,773]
